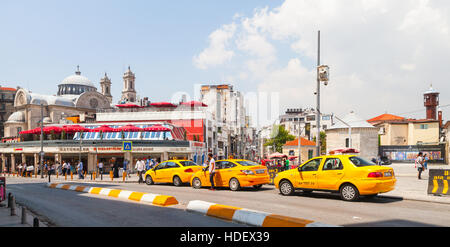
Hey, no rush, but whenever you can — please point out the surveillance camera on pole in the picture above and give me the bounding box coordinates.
[318,65,329,86]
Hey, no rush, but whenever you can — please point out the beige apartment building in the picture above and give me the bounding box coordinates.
[376,120,440,146]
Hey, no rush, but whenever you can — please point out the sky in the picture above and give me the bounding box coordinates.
[1,0,449,127]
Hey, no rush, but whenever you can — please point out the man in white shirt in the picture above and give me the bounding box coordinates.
[135,158,145,184]
[415,152,424,180]
[208,153,216,190]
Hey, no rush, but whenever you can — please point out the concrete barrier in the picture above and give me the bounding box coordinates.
[186,200,337,227]
[47,183,178,206]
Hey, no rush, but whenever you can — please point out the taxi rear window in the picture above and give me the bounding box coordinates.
[179,161,197,167]
[236,160,259,166]
[349,156,376,167]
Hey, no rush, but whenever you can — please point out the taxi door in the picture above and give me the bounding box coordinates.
[151,162,167,183]
[159,162,180,182]
[296,158,322,189]
[215,161,235,186]
[317,158,345,191]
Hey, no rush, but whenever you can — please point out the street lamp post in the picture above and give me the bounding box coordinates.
[40,103,44,178]
[315,30,330,156]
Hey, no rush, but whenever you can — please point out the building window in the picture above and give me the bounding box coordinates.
[322,115,331,121]
[420,124,428,129]
[306,115,315,121]
[345,138,350,148]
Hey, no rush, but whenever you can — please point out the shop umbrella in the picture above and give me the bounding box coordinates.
[269,152,288,159]
[116,124,144,132]
[143,125,171,132]
[180,101,208,107]
[62,125,90,133]
[42,126,63,134]
[115,103,143,108]
[91,125,120,132]
[150,102,177,107]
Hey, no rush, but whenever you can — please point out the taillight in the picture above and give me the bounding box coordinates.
[184,168,194,173]
[240,170,255,175]
[368,172,383,178]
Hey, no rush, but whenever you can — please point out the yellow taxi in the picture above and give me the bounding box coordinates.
[190,159,271,191]
[144,160,203,186]
[274,155,396,201]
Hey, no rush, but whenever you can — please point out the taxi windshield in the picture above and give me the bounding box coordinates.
[349,156,376,167]
[236,160,259,166]
[179,161,198,167]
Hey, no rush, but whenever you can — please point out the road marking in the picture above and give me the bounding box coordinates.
[46,183,178,207]
[187,200,338,227]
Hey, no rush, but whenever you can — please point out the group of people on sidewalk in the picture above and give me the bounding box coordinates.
[415,152,429,179]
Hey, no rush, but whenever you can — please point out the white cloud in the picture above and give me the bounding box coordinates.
[193,23,237,69]
[194,0,450,125]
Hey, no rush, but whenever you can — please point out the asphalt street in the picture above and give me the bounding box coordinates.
[5,175,450,227]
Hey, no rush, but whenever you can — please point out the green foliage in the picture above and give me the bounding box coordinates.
[264,125,296,153]
[313,131,327,154]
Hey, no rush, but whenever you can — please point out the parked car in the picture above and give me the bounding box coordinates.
[274,155,396,201]
[144,160,203,186]
[190,159,270,191]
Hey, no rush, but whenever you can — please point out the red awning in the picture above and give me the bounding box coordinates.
[62,125,90,133]
[180,101,208,107]
[269,152,288,159]
[150,102,177,107]
[115,103,143,108]
[144,125,171,132]
[90,125,119,132]
[116,124,144,132]
[42,126,62,134]
[329,148,360,154]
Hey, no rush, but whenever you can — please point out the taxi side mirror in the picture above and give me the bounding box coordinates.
[297,167,302,172]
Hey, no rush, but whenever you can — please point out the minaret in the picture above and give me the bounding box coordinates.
[424,84,439,120]
[100,72,112,104]
[121,66,136,103]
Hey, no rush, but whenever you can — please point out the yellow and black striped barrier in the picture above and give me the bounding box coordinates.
[428,169,450,195]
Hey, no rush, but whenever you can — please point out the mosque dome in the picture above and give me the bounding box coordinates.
[6,111,25,123]
[57,66,97,96]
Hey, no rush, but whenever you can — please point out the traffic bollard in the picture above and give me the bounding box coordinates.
[65,173,67,181]
[93,172,96,181]
[110,171,113,181]
[10,196,16,216]
[7,193,12,208]
[56,171,58,179]
[33,217,39,227]
[21,206,27,224]
[123,172,126,182]
[70,171,73,180]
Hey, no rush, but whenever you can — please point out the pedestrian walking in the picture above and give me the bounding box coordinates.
[77,161,84,179]
[135,158,145,184]
[415,152,424,179]
[62,161,67,176]
[22,163,27,177]
[423,153,429,171]
[98,160,104,175]
[112,157,120,178]
[208,153,216,191]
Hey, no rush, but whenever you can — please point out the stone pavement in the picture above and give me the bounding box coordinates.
[1,162,449,227]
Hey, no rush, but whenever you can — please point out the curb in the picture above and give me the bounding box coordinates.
[186,200,338,227]
[47,183,178,207]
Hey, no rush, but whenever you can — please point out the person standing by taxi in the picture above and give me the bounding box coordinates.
[208,153,216,191]
[135,158,145,184]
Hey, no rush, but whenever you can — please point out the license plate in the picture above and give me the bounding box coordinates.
[384,172,392,177]
[256,169,266,174]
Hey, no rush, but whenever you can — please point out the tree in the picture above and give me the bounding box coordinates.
[264,125,295,153]
[313,131,327,155]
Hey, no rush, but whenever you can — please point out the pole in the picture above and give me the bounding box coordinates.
[297,120,302,166]
[316,30,321,156]
[40,103,44,178]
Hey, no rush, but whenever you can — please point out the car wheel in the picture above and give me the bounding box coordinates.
[253,184,263,190]
[145,175,154,185]
[340,184,359,201]
[229,178,241,191]
[192,177,202,189]
[173,176,182,187]
[279,180,295,196]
